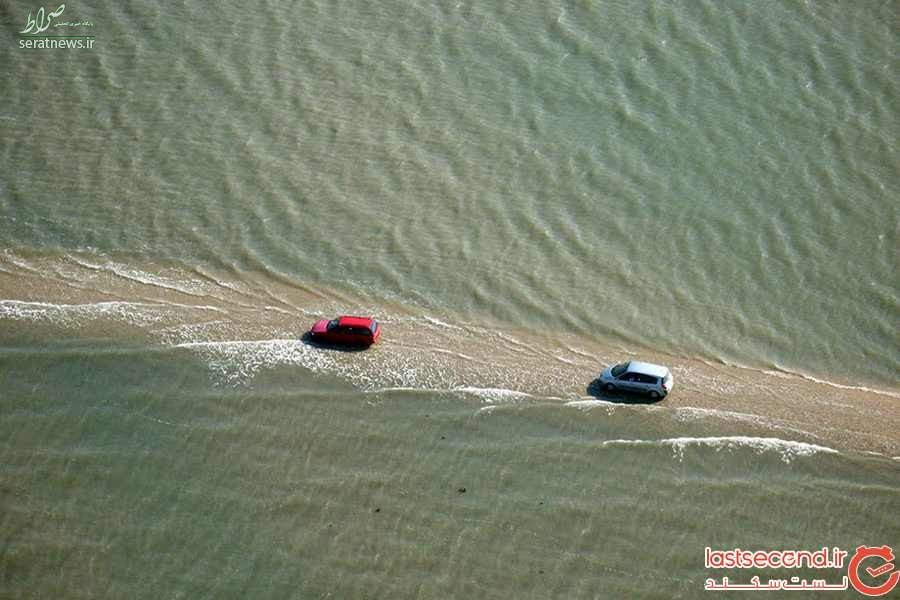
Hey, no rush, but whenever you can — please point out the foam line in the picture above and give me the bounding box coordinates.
[600,436,838,463]
[451,386,531,402]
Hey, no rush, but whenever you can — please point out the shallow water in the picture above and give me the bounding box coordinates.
[1,0,898,597]
[3,334,898,598]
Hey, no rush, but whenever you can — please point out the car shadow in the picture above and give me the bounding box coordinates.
[300,331,372,353]
[586,378,664,405]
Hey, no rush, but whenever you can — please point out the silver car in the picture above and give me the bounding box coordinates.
[598,360,674,399]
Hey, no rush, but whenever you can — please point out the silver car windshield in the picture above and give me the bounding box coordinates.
[611,362,629,377]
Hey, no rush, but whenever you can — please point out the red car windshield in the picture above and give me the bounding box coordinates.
[326,319,340,331]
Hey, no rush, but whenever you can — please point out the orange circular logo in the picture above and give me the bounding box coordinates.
[848,545,899,597]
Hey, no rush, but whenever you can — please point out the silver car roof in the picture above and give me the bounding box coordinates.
[627,361,670,378]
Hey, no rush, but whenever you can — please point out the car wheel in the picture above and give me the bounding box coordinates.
[604,383,615,392]
[649,391,660,400]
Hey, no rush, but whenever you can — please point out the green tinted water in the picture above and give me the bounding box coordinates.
[1,1,898,597]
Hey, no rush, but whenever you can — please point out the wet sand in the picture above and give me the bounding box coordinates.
[2,252,898,457]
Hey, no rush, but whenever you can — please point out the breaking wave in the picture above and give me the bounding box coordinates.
[599,436,838,463]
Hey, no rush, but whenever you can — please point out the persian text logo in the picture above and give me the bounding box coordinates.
[18,4,95,49]
[20,3,66,34]
[703,545,899,595]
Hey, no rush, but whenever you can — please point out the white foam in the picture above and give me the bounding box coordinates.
[139,415,184,427]
[364,386,424,394]
[703,359,900,399]
[0,299,170,327]
[153,301,222,312]
[774,369,900,399]
[451,386,531,403]
[564,346,597,360]
[1,251,42,275]
[672,407,818,437]
[263,305,294,315]
[69,257,209,297]
[600,436,838,463]
[423,316,462,330]
[495,332,539,355]
[762,369,794,379]
[565,399,617,410]
[173,338,339,386]
[429,347,474,361]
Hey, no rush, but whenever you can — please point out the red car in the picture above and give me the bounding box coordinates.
[309,315,381,347]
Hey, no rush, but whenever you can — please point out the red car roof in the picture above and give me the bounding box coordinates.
[337,315,375,328]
